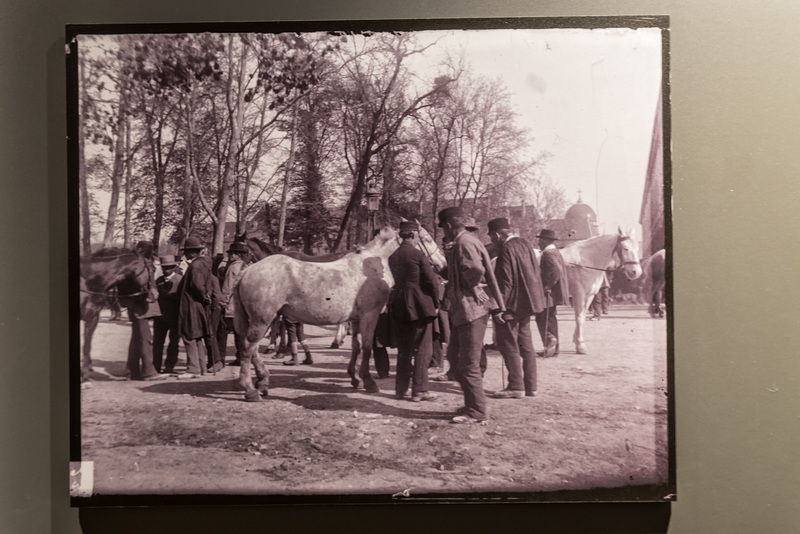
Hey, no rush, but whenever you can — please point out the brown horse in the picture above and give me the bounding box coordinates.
[640,249,667,318]
[79,248,153,381]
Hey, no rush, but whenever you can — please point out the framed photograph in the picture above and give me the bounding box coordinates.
[68,16,673,506]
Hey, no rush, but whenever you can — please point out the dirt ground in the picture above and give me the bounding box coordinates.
[78,304,669,499]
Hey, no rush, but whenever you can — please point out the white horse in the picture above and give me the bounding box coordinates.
[560,229,643,355]
[235,226,447,401]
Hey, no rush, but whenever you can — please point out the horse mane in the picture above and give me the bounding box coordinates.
[88,247,135,259]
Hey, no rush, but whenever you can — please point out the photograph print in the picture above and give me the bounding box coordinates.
[69,17,672,504]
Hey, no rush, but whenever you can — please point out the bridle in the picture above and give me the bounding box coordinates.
[566,234,640,272]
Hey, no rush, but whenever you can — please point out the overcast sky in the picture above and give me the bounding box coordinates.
[414,27,664,236]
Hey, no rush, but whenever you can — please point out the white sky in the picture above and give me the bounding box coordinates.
[413,27,664,236]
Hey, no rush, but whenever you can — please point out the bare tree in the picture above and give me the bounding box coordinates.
[330,33,453,251]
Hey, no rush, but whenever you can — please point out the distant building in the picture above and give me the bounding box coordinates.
[549,194,600,247]
[639,89,665,259]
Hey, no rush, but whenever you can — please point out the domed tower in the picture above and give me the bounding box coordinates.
[561,192,600,245]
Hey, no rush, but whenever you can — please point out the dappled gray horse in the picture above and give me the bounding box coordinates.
[233,228,401,401]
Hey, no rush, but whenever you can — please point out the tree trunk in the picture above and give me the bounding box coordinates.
[103,87,127,248]
[277,106,298,248]
[78,57,92,254]
[212,35,248,255]
[123,119,132,249]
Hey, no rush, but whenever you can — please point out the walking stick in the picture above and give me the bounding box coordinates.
[543,289,552,357]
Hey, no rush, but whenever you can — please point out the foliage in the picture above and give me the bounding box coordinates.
[79,30,559,254]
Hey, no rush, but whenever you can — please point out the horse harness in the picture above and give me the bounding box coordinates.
[566,234,640,272]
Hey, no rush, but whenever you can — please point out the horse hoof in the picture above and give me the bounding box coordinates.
[364,382,380,394]
[351,378,360,389]
[245,390,262,402]
[576,345,588,355]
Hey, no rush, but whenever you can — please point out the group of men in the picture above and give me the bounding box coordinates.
[385,207,569,425]
[122,237,250,381]
[121,209,569,427]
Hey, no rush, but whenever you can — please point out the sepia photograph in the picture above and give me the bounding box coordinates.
[68,17,672,504]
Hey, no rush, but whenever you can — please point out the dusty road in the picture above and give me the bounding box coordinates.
[78,304,669,499]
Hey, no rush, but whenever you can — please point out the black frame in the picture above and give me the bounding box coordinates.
[67,15,674,507]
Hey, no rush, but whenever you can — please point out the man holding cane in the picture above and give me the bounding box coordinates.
[488,218,546,398]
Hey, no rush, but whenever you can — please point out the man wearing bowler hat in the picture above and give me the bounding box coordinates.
[535,229,570,358]
[177,236,214,378]
[218,241,249,366]
[438,207,505,424]
[488,217,545,398]
[153,255,183,374]
[388,220,440,402]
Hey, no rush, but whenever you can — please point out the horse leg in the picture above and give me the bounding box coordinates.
[82,309,100,381]
[331,323,345,349]
[573,300,589,355]
[358,314,380,394]
[239,321,271,402]
[347,320,362,388]
[656,289,665,317]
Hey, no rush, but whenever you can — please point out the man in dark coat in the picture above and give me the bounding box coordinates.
[153,255,183,373]
[388,220,440,402]
[535,229,570,358]
[177,237,213,378]
[439,207,506,424]
[120,241,167,381]
[488,218,545,398]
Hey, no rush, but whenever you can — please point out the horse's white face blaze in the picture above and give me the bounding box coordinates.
[415,222,447,271]
[617,235,643,280]
[617,237,642,280]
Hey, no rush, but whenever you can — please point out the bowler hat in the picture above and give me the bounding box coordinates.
[536,229,558,241]
[464,217,479,232]
[159,255,178,268]
[437,206,463,227]
[399,221,419,233]
[227,241,249,255]
[487,217,510,233]
[182,236,204,250]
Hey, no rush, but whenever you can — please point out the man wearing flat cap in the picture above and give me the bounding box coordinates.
[153,255,183,374]
[536,229,570,358]
[218,241,249,366]
[438,207,506,424]
[177,237,214,378]
[488,218,545,398]
[388,220,440,402]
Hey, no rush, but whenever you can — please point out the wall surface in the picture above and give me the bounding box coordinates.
[3,1,800,532]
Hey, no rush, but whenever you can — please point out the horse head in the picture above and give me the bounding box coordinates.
[615,227,643,281]
[415,219,447,271]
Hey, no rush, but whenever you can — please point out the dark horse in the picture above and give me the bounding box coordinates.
[640,249,667,318]
[79,248,153,381]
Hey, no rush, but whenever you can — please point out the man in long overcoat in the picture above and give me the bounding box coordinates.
[218,241,248,366]
[177,237,213,378]
[438,207,506,424]
[388,220,440,402]
[488,218,545,398]
[535,229,570,358]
